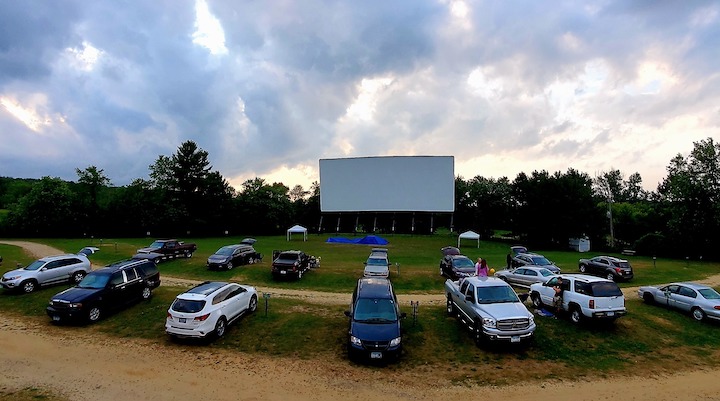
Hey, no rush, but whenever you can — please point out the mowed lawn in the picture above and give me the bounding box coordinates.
[1,235,720,384]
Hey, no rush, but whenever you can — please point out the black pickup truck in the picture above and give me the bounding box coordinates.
[271,250,311,280]
[133,239,197,264]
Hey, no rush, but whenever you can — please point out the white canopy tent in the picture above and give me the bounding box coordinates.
[457,230,480,248]
[287,225,308,241]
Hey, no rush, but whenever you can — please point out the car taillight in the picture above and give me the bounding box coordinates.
[589,299,595,309]
[194,313,210,321]
[715,306,720,310]
[614,267,622,274]
[166,312,172,320]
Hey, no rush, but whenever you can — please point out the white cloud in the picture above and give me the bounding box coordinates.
[192,0,228,56]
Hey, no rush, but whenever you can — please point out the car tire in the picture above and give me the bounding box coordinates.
[570,306,583,324]
[21,280,37,293]
[248,257,255,265]
[579,265,587,273]
[692,307,706,322]
[531,292,543,308]
[214,317,227,338]
[185,251,193,258]
[71,271,86,284]
[88,306,101,323]
[446,296,455,316]
[154,257,161,264]
[642,293,655,304]
[227,262,234,270]
[141,286,152,300]
[249,295,258,313]
[606,272,615,281]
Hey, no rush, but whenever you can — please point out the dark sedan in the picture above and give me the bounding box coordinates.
[579,256,633,281]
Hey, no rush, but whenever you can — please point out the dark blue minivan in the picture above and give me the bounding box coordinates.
[344,277,405,362]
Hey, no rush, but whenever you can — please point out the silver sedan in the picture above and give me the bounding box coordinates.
[638,282,720,322]
[494,266,557,288]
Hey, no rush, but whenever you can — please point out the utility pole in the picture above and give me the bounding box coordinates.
[607,197,615,248]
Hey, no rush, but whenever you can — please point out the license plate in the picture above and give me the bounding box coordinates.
[511,336,520,343]
[280,271,286,275]
[607,311,615,317]
[370,352,383,359]
[179,318,187,323]
[52,315,60,322]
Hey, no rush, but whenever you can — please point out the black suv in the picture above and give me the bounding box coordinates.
[46,259,161,324]
[344,277,405,362]
[207,243,262,270]
[271,250,310,280]
[439,246,475,280]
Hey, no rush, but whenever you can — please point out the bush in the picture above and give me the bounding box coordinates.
[634,233,666,256]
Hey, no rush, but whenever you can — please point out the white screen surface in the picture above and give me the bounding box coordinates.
[319,156,455,212]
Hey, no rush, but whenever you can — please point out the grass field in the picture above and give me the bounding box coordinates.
[1,235,720,384]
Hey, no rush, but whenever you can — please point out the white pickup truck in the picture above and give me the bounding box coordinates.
[445,276,536,345]
[529,274,627,324]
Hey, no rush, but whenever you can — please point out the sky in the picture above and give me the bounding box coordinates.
[1,1,719,192]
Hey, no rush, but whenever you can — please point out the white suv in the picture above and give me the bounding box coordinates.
[1,247,97,293]
[166,281,258,339]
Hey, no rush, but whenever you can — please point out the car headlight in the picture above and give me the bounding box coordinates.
[5,275,21,281]
[350,336,362,346]
[69,303,83,308]
[482,317,496,328]
[389,337,401,347]
[529,316,535,325]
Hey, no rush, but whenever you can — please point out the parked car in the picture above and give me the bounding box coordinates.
[494,266,558,288]
[133,239,197,263]
[578,256,633,281]
[166,281,258,339]
[510,252,561,273]
[46,259,160,324]
[506,245,528,267]
[439,246,476,280]
[1,247,99,293]
[207,241,262,271]
[445,276,536,344]
[363,253,390,278]
[271,250,310,280]
[530,275,626,324]
[638,282,720,322]
[344,277,405,361]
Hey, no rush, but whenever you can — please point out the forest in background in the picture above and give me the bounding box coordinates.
[0,137,718,259]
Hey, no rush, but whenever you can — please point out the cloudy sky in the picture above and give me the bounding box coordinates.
[1,1,718,192]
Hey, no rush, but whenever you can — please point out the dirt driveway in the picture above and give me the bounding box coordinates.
[1,240,720,401]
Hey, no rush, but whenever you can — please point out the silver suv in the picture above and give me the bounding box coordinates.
[1,247,97,293]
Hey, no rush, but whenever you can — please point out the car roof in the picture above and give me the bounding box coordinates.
[464,276,509,287]
[38,254,87,262]
[666,282,713,290]
[560,274,612,283]
[185,281,230,296]
[441,246,461,256]
[94,259,154,274]
[356,277,394,299]
[593,255,628,262]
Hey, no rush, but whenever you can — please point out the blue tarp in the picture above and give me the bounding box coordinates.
[326,235,389,245]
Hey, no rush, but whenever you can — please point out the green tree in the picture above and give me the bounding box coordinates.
[7,177,79,237]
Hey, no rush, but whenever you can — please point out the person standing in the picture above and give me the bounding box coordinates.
[475,258,489,277]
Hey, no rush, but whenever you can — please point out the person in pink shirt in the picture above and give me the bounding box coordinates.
[475,258,489,277]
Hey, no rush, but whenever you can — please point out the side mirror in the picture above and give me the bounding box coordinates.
[40,267,47,271]
[344,310,351,318]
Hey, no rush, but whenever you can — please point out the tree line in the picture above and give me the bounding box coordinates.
[0,138,718,259]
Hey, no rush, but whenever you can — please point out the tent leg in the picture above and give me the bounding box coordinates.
[318,215,323,233]
[373,215,377,233]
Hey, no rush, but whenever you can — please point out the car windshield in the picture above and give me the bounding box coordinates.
[215,246,236,256]
[530,256,552,266]
[23,260,46,271]
[453,257,475,268]
[78,272,111,289]
[366,258,388,266]
[538,269,554,277]
[698,288,720,300]
[148,241,165,248]
[172,298,206,313]
[353,298,397,322]
[476,286,519,304]
[590,282,623,297]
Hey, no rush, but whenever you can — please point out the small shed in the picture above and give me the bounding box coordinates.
[457,230,480,248]
[287,225,308,241]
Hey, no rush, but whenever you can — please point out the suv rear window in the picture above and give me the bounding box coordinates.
[137,262,159,277]
[588,282,623,297]
[172,299,206,313]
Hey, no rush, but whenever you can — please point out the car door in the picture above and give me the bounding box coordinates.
[36,260,65,285]
[223,285,250,319]
[523,269,540,286]
[123,267,145,301]
[458,283,476,320]
[664,285,680,308]
[539,277,560,305]
[105,271,127,310]
[673,286,698,312]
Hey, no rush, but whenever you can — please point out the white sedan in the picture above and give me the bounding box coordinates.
[166,281,258,339]
[638,282,720,322]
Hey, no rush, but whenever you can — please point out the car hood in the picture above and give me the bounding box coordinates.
[477,302,532,320]
[454,267,476,274]
[208,254,231,263]
[137,247,160,254]
[2,268,34,280]
[350,320,401,341]
[51,286,103,303]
